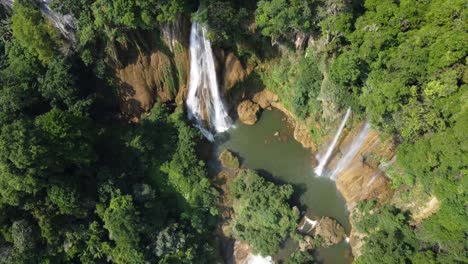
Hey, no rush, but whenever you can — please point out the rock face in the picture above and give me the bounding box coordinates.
[314,217,346,247]
[116,17,190,120]
[237,100,260,125]
[299,236,314,251]
[213,49,247,94]
[219,149,240,169]
[252,90,278,109]
[330,123,396,210]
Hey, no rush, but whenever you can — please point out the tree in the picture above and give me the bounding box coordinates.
[47,184,82,215]
[230,170,299,255]
[11,1,57,64]
[256,0,321,41]
[286,251,314,264]
[102,195,145,264]
[11,219,38,253]
[39,58,79,109]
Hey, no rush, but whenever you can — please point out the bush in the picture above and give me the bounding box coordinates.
[230,170,299,255]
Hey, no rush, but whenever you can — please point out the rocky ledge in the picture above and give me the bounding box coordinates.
[237,100,260,125]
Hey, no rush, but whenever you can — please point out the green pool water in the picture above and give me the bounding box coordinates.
[212,109,353,263]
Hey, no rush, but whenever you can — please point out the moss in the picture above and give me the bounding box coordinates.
[218,149,240,169]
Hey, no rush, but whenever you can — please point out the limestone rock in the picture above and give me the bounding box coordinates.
[223,53,246,92]
[213,49,247,94]
[219,149,240,169]
[237,100,260,125]
[252,90,279,109]
[293,122,315,150]
[314,217,346,247]
[299,236,314,252]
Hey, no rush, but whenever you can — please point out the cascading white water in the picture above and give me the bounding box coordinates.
[314,108,351,176]
[366,156,396,186]
[299,216,318,233]
[186,21,232,141]
[329,122,371,180]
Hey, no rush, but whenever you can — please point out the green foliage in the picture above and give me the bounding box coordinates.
[256,0,320,40]
[218,149,239,169]
[230,170,299,255]
[354,200,420,264]
[260,50,323,120]
[286,250,314,264]
[196,1,248,46]
[11,1,57,64]
[11,219,38,253]
[39,58,79,108]
[103,195,145,263]
[47,184,82,215]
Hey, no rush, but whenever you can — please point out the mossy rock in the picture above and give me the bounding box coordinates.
[219,149,240,169]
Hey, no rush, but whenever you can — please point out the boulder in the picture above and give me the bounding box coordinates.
[252,90,278,109]
[299,236,314,252]
[237,100,260,125]
[314,217,346,247]
[219,149,240,169]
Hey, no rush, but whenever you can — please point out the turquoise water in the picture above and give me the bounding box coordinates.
[212,109,353,263]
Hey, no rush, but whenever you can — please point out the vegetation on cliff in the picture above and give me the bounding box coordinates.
[0,0,466,263]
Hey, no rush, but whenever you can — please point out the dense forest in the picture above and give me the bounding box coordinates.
[0,0,466,264]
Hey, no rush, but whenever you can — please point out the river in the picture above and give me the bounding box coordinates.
[211,109,353,263]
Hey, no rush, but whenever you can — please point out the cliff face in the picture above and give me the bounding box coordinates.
[115,17,248,121]
[116,16,191,121]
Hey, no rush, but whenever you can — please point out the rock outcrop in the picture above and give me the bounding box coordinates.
[213,49,247,94]
[299,236,314,251]
[330,123,395,210]
[237,100,260,125]
[219,149,240,169]
[314,217,346,247]
[116,17,190,120]
[252,90,278,109]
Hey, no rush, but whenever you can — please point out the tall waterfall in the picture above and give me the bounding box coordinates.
[186,22,232,141]
[314,108,351,176]
[329,122,371,180]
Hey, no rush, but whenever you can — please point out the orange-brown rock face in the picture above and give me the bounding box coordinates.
[213,49,247,95]
[326,122,395,210]
[117,51,177,119]
[116,17,190,120]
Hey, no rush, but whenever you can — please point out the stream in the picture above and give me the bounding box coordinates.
[211,109,353,263]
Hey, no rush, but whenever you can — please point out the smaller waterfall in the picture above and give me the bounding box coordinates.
[366,156,396,186]
[298,216,318,233]
[330,122,371,180]
[366,171,381,187]
[314,108,351,176]
[186,21,232,141]
[246,254,274,264]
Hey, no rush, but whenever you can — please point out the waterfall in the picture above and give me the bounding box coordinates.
[367,156,396,186]
[329,122,371,180]
[186,21,232,141]
[246,254,274,264]
[314,108,351,176]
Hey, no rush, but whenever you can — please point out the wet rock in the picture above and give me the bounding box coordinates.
[237,100,260,125]
[293,122,315,150]
[314,217,346,247]
[252,90,279,109]
[223,53,246,92]
[219,149,240,169]
[299,236,314,252]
